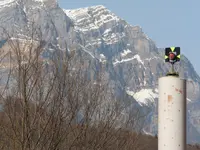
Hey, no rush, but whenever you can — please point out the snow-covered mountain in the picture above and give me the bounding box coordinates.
[0,0,200,144]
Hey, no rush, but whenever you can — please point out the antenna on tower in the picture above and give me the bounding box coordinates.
[165,47,180,77]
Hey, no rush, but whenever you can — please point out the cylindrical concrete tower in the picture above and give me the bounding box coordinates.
[158,76,186,150]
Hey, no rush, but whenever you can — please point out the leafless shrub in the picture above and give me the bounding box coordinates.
[0,22,145,150]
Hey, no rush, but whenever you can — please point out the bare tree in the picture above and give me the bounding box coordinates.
[0,21,146,150]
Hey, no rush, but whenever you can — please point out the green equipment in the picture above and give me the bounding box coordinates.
[165,47,180,76]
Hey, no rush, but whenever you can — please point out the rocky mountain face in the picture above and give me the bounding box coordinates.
[0,0,200,144]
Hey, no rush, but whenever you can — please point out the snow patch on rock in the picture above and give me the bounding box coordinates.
[121,49,131,57]
[126,89,158,106]
[113,54,144,65]
[0,0,15,8]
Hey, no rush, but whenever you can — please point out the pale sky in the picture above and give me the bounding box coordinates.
[58,0,200,75]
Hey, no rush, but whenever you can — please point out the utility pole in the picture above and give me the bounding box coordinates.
[158,47,186,150]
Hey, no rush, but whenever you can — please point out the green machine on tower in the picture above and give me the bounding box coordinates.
[158,46,186,150]
[165,47,180,76]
